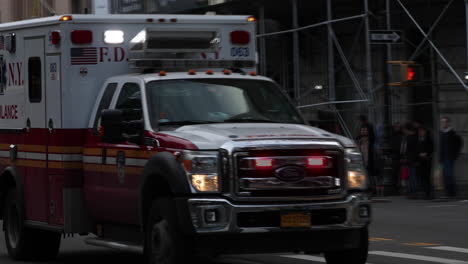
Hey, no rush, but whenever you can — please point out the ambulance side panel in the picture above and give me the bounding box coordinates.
[0,16,257,232]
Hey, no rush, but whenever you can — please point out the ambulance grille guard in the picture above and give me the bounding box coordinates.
[220,140,347,200]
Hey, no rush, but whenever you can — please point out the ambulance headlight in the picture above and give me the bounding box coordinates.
[181,151,220,193]
[104,30,124,44]
[345,148,368,190]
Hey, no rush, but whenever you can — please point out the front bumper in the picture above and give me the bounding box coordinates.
[186,193,370,234]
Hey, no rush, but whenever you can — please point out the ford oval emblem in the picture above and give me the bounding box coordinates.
[274,166,306,182]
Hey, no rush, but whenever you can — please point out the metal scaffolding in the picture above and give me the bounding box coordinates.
[254,0,468,140]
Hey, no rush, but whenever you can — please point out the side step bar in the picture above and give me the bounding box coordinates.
[85,237,143,254]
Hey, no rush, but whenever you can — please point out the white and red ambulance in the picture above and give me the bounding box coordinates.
[0,14,370,264]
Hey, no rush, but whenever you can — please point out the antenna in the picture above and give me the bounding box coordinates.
[39,0,56,16]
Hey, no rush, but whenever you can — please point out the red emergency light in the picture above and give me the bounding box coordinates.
[50,31,61,45]
[230,31,250,45]
[71,30,93,44]
[255,158,274,169]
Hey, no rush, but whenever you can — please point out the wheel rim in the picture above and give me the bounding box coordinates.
[6,204,20,249]
[151,220,173,264]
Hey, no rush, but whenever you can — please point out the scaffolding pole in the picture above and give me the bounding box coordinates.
[259,5,267,76]
[257,14,366,38]
[292,0,301,104]
[386,0,393,124]
[364,0,375,122]
[327,0,336,101]
[466,0,468,73]
[396,0,468,92]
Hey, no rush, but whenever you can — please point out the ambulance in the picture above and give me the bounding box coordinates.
[0,14,370,264]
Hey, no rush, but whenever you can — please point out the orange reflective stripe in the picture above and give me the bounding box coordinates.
[83,148,102,156]
[17,145,47,152]
[0,144,10,151]
[16,160,47,168]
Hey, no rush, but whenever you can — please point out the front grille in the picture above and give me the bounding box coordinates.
[237,209,347,228]
[235,148,344,197]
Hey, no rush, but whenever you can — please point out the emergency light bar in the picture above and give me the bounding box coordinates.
[128,28,255,72]
[130,28,219,52]
[129,59,255,71]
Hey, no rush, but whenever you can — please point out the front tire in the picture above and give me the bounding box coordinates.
[3,189,61,261]
[145,197,192,264]
[324,227,369,264]
[4,189,35,260]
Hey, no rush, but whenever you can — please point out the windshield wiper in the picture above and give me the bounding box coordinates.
[223,118,279,123]
[158,120,222,126]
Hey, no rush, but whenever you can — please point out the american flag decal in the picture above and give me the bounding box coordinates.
[71,48,97,65]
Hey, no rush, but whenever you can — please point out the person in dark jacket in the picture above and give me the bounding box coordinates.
[391,123,403,192]
[417,127,433,199]
[402,122,419,198]
[357,115,375,174]
[439,117,460,198]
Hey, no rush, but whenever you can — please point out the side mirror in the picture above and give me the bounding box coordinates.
[125,120,145,145]
[101,109,125,143]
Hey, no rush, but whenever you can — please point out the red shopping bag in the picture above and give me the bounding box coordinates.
[400,166,409,180]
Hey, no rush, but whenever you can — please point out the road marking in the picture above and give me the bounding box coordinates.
[280,255,326,263]
[403,242,442,246]
[282,254,374,264]
[427,205,458,208]
[369,237,394,241]
[217,257,265,264]
[369,251,468,264]
[428,246,468,254]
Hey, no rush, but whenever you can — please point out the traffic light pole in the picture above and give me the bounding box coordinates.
[379,0,397,195]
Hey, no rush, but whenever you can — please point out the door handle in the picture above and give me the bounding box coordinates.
[48,119,54,133]
[25,118,31,133]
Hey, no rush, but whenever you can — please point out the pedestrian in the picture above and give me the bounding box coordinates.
[417,126,433,199]
[401,122,419,198]
[356,115,376,192]
[439,117,462,198]
[357,126,372,171]
[357,115,375,144]
[391,123,403,192]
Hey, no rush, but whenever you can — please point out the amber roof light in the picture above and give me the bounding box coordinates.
[59,15,73,21]
[247,16,256,22]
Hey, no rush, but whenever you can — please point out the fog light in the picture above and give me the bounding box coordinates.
[205,209,218,223]
[359,206,369,217]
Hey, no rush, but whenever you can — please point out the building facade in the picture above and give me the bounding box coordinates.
[0,0,92,23]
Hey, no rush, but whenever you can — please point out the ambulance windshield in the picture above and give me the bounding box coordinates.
[145,79,304,128]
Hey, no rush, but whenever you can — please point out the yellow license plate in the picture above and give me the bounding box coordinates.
[280,212,311,228]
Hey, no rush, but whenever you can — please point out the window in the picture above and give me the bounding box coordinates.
[145,79,304,128]
[28,57,42,103]
[116,83,142,122]
[0,55,6,95]
[93,83,117,135]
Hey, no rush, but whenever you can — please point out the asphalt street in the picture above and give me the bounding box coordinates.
[0,196,467,264]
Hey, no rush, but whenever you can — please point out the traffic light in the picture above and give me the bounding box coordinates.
[387,61,423,86]
[400,63,422,84]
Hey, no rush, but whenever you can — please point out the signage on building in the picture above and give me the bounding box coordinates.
[113,0,144,13]
[370,30,402,44]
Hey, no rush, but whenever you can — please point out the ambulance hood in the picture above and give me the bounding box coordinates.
[159,123,356,149]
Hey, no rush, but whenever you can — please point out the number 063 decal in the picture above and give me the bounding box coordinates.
[231,47,250,57]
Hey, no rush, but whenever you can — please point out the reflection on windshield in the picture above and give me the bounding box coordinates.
[145,79,304,128]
